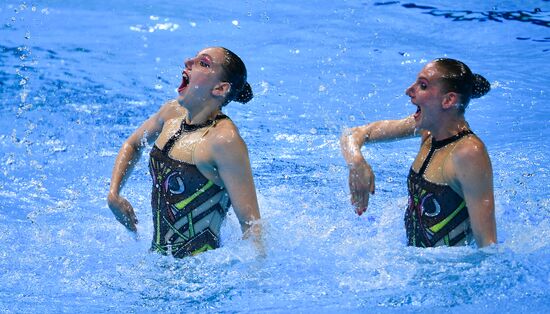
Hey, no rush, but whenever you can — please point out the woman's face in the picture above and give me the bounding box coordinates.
[406,62,447,131]
[177,47,227,105]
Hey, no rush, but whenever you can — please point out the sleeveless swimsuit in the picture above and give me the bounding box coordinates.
[148,114,231,257]
[405,130,473,247]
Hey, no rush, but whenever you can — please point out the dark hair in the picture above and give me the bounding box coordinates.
[434,58,490,112]
[217,47,253,106]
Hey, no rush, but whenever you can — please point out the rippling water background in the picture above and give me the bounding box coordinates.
[1,1,549,312]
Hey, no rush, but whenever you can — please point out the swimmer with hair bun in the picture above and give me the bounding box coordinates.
[108,47,263,257]
[341,58,496,248]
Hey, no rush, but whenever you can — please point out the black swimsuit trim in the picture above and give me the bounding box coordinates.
[161,114,228,154]
[418,129,473,175]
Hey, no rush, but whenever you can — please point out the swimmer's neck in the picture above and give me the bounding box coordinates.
[179,98,222,125]
[429,117,469,141]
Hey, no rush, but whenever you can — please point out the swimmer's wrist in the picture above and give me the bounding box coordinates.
[107,190,121,203]
[346,155,368,168]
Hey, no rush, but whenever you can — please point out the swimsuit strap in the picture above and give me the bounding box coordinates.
[418,129,473,176]
[431,129,473,150]
[161,114,228,155]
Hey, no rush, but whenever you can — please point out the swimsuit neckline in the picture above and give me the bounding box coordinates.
[181,113,227,132]
[416,129,474,176]
[431,129,473,150]
[160,114,228,155]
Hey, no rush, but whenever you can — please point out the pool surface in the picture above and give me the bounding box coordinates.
[1,1,549,312]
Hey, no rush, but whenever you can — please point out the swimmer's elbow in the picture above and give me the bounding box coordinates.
[340,128,358,148]
[339,131,350,148]
[122,140,142,154]
[340,128,366,160]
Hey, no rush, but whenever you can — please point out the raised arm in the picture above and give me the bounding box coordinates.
[107,101,181,231]
[209,127,263,254]
[340,115,417,215]
[451,139,496,247]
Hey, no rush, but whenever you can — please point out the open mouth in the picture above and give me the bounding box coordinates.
[177,71,190,93]
[413,105,421,120]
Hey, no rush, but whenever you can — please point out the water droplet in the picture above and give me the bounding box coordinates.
[232,20,239,26]
[5,154,15,165]
[25,31,30,39]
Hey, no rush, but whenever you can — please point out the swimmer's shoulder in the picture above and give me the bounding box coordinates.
[452,133,489,161]
[214,115,241,135]
[205,116,247,150]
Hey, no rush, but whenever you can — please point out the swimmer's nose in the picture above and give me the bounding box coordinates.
[184,57,194,69]
[405,84,414,97]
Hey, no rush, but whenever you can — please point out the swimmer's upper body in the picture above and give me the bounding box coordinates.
[340,59,496,248]
[107,47,263,257]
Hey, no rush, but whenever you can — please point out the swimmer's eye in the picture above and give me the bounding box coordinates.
[199,60,210,68]
[419,82,427,90]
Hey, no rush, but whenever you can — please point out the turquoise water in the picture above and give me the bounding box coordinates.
[1,1,549,312]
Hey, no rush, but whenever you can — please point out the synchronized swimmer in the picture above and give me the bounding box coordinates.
[108,47,263,258]
[341,58,496,248]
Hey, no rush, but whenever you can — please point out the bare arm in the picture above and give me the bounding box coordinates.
[210,128,263,254]
[107,101,179,231]
[340,115,417,214]
[452,140,497,247]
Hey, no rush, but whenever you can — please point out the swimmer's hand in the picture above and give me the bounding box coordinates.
[243,221,266,258]
[107,193,138,232]
[348,161,375,216]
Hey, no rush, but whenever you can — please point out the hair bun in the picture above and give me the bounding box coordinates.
[235,82,253,104]
[471,73,490,99]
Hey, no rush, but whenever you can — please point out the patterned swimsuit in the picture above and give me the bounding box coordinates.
[148,115,231,257]
[405,130,473,247]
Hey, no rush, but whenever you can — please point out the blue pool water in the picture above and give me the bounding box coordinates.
[1,1,549,312]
